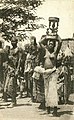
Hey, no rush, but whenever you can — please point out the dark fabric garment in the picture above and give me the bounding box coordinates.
[24,44,40,97]
[4,47,20,103]
[0,48,5,84]
[57,65,71,104]
[0,67,4,84]
[33,75,45,103]
[63,66,71,103]
[25,71,33,97]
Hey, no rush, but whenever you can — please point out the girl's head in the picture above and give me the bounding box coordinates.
[47,40,56,50]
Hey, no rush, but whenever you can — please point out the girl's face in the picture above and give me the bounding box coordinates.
[48,40,55,49]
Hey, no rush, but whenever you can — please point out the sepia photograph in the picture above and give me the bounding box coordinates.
[0,0,74,120]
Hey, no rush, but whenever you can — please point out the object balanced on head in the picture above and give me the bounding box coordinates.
[46,17,59,40]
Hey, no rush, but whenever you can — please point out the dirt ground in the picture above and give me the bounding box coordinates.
[0,93,74,120]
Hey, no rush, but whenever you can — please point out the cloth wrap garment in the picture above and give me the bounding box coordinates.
[32,66,45,102]
[43,68,59,107]
[4,47,20,103]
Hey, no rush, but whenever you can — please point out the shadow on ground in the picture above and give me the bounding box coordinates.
[58,110,73,116]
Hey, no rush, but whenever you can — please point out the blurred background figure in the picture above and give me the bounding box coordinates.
[0,40,5,97]
[5,36,21,108]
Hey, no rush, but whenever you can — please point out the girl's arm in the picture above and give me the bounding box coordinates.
[54,35,62,56]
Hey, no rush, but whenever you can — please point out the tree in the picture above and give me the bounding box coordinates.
[0,0,45,41]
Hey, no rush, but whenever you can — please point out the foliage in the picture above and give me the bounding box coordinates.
[0,0,45,41]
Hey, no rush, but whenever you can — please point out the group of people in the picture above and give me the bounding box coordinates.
[0,33,73,117]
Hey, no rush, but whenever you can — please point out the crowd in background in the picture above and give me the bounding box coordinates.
[0,34,73,117]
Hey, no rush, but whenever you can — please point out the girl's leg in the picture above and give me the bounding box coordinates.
[53,106,58,116]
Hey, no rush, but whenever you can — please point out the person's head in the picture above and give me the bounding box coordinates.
[30,36,37,46]
[24,44,29,53]
[47,39,56,51]
[63,56,71,65]
[5,45,10,53]
[11,37,18,48]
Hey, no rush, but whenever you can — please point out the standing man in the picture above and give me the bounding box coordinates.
[29,36,40,101]
[7,36,21,108]
[24,36,40,99]
[3,45,10,102]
